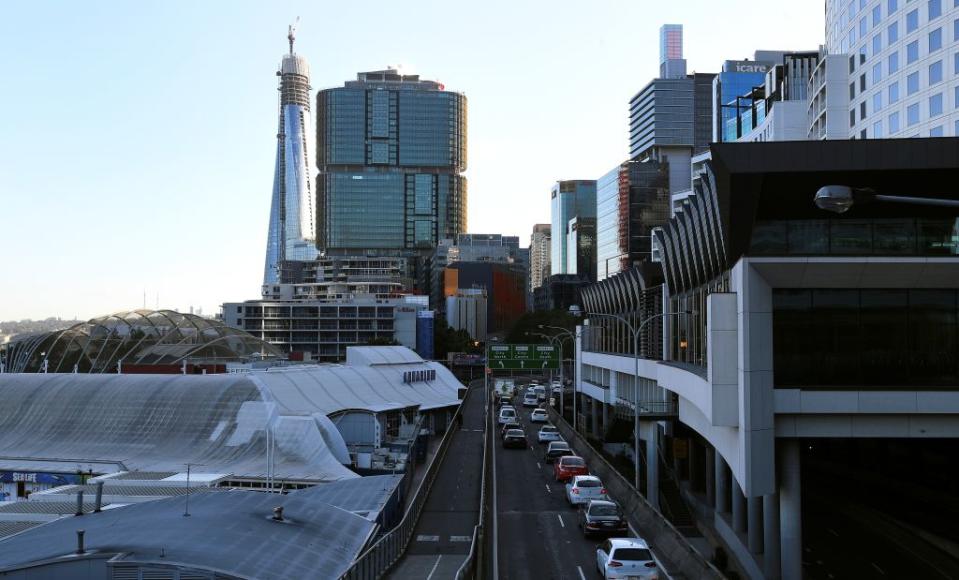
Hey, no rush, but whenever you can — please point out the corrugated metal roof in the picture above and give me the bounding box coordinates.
[346,345,425,366]
[0,521,40,540]
[297,474,403,517]
[33,484,219,498]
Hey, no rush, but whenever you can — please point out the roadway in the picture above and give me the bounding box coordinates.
[493,378,662,580]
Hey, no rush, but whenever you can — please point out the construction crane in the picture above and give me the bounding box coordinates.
[287,16,299,54]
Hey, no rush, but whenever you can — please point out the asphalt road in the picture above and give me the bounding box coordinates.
[493,380,658,580]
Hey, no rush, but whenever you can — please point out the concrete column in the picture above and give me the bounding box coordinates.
[590,397,599,437]
[747,495,763,553]
[645,422,659,510]
[601,402,609,438]
[731,482,746,533]
[764,492,782,579]
[780,440,802,580]
[715,453,729,514]
[705,447,715,507]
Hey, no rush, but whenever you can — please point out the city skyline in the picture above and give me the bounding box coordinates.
[0,1,821,320]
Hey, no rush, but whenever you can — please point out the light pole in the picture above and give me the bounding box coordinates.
[530,332,567,412]
[586,310,694,499]
[814,185,959,213]
[540,325,579,432]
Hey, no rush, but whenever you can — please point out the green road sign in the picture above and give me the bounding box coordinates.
[487,343,559,370]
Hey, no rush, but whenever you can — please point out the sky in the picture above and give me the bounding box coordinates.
[0,1,823,321]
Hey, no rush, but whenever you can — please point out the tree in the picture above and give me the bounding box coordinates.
[434,324,479,360]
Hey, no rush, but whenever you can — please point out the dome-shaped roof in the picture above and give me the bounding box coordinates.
[0,309,282,373]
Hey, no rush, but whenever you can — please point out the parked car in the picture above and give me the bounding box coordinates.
[500,421,522,439]
[544,441,573,463]
[522,393,539,407]
[596,538,659,579]
[565,475,608,506]
[498,407,517,425]
[579,500,629,537]
[502,428,527,449]
[553,455,588,482]
[530,408,549,423]
[537,425,563,444]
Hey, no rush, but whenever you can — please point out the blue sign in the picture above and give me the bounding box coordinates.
[0,471,83,485]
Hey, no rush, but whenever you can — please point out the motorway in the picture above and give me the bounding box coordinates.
[492,379,664,580]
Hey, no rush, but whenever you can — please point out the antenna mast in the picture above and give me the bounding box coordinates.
[287,17,299,54]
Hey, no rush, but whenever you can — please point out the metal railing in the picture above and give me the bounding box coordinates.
[340,383,475,580]
[454,383,492,579]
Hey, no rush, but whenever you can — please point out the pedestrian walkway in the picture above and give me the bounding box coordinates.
[387,381,486,579]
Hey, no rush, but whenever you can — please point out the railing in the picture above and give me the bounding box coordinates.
[454,382,491,579]
[340,384,475,580]
[614,400,678,419]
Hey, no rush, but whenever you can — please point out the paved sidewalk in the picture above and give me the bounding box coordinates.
[387,381,486,579]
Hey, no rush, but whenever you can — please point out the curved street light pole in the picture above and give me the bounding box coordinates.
[586,311,694,498]
[531,332,565,412]
[540,325,578,432]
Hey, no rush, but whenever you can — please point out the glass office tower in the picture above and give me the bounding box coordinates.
[263,35,319,285]
[315,69,467,253]
[550,180,597,275]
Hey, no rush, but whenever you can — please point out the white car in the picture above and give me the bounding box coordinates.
[537,425,563,444]
[565,475,608,506]
[530,408,548,423]
[596,538,659,579]
[551,384,563,394]
[522,393,539,407]
[498,407,517,425]
[533,385,547,401]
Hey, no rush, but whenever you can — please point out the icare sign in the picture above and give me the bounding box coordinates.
[726,61,772,73]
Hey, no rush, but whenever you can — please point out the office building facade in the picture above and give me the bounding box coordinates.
[825,0,959,138]
[263,34,319,285]
[660,24,688,79]
[315,69,467,253]
[550,180,597,275]
[529,224,551,291]
[443,262,526,334]
[428,233,525,310]
[446,289,488,341]
[565,216,597,282]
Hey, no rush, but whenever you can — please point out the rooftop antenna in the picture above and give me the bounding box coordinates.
[287,17,299,54]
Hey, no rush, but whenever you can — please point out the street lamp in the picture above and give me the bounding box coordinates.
[529,332,563,405]
[814,185,959,214]
[539,324,579,430]
[586,310,694,505]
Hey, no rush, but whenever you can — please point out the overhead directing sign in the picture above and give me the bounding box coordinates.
[487,344,559,370]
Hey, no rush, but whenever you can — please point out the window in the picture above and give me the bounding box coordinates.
[873,120,884,137]
[955,120,959,136]
[955,18,959,41]
[955,52,959,74]
[849,54,857,73]
[930,59,943,83]
[930,92,944,115]
[850,82,857,99]
[908,71,920,93]
[930,125,944,136]
[907,40,920,63]
[873,4,882,26]
[889,21,900,44]
[929,28,943,51]
[889,51,900,73]
[861,101,868,120]
[861,17,868,37]
[873,91,883,112]
[873,34,883,55]
[861,73,867,91]
[955,85,959,106]
[907,102,920,125]
[890,81,901,103]
[907,9,919,33]
[873,62,883,82]
[889,110,901,132]
[929,0,942,19]
[889,0,899,13]
[850,108,857,127]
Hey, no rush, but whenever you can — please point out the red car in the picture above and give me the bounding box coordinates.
[553,455,588,482]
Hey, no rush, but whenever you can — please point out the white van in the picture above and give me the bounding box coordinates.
[498,407,517,425]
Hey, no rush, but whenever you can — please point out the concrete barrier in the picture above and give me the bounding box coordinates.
[548,407,725,580]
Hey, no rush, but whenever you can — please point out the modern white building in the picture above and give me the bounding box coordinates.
[530,224,551,290]
[446,288,488,341]
[824,0,959,138]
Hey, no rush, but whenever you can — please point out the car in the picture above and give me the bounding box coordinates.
[565,475,608,506]
[533,385,547,401]
[500,421,522,439]
[530,408,548,422]
[537,425,563,444]
[553,455,588,482]
[580,500,629,537]
[544,441,573,464]
[551,384,563,395]
[498,407,517,425]
[497,394,513,407]
[522,393,539,407]
[502,428,527,449]
[596,538,659,579]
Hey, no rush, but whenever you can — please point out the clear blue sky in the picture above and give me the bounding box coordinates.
[0,1,822,321]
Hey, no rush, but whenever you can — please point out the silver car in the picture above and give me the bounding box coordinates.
[537,425,563,444]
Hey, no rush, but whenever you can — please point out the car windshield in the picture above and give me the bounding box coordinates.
[590,505,619,516]
[542,426,557,432]
[577,479,600,487]
[611,548,652,561]
[551,443,569,450]
[501,410,515,417]
[561,457,585,466]
[533,409,546,415]
[507,429,524,436]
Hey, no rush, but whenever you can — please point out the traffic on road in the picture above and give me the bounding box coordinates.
[491,377,665,580]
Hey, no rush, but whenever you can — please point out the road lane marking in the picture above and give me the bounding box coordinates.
[426,555,442,580]
[557,514,565,528]
[417,535,439,542]
[871,563,886,575]
[577,566,586,580]
[450,535,473,542]
[537,462,541,469]
[828,528,839,537]
[545,484,551,493]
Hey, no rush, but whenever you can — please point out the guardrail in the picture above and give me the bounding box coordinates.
[340,383,476,580]
[546,406,725,580]
[454,382,491,579]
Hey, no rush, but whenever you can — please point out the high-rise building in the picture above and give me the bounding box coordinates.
[550,180,596,275]
[529,224,551,291]
[713,55,779,142]
[315,68,468,253]
[428,234,525,309]
[659,24,687,79]
[822,0,959,138]
[566,217,597,281]
[443,262,526,334]
[263,28,319,285]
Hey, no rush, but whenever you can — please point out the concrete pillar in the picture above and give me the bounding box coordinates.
[764,492,782,579]
[732,482,746,533]
[715,453,729,514]
[705,447,715,507]
[645,422,659,510]
[590,397,599,437]
[747,495,763,553]
[601,402,609,438]
[780,440,802,580]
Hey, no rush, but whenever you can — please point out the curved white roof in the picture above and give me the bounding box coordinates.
[346,346,425,366]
